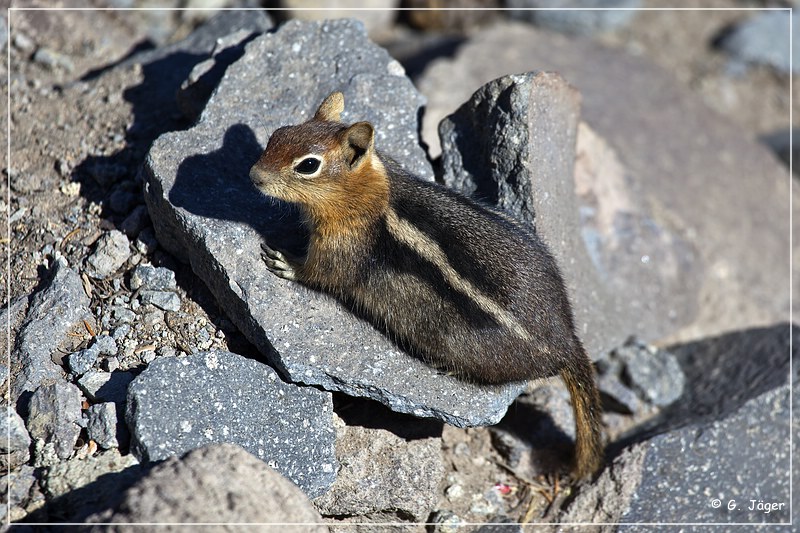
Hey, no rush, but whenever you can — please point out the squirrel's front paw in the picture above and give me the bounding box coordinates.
[261,243,298,281]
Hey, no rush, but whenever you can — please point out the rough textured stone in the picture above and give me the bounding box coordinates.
[93,335,118,356]
[139,289,181,311]
[439,71,630,359]
[117,9,275,144]
[143,18,524,428]
[507,0,640,36]
[87,402,123,449]
[557,445,646,527]
[1,406,32,470]
[40,449,141,522]
[118,204,151,237]
[26,382,83,460]
[68,348,99,376]
[68,335,118,376]
[0,295,29,368]
[130,264,177,292]
[621,384,790,525]
[489,382,576,477]
[559,324,795,527]
[314,414,444,521]
[596,338,684,417]
[11,258,91,401]
[419,21,794,344]
[126,351,336,498]
[1,465,37,522]
[652,323,794,433]
[84,230,131,279]
[83,443,330,531]
[176,14,273,122]
[718,11,798,74]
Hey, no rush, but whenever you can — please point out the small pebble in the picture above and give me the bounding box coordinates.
[68,349,98,376]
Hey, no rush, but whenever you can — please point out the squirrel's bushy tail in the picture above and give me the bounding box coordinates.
[560,342,604,479]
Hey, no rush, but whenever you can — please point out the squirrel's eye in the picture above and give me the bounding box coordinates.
[294,157,321,175]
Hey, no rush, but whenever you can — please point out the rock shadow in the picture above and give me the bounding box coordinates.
[20,460,145,525]
[611,322,795,454]
[168,122,307,258]
[332,392,443,441]
[492,398,575,477]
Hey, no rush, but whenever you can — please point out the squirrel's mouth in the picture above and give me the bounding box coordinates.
[249,165,275,194]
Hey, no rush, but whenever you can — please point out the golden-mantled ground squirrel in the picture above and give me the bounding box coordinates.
[250,92,604,479]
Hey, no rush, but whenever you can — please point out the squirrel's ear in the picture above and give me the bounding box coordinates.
[314,92,345,122]
[342,121,374,169]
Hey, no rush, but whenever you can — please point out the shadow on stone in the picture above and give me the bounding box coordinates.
[612,322,794,453]
[333,393,444,442]
[22,461,145,525]
[491,398,575,476]
[169,122,308,259]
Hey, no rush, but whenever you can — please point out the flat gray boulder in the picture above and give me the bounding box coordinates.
[143,18,525,428]
[126,351,336,498]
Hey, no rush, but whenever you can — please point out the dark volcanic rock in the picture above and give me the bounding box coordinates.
[621,384,790,525]
[439,71,630,360]
[126,350,336,498]
[83,444,329,531]
[12,258,91,403]
[116,9,274,142]
[596,338,684,416]
[561,323,794,527]
[143,18,524,428]
[558,445,646,527]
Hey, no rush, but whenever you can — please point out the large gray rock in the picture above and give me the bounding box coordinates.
[11,258,91,402]
[26,381,83,460]
[653,323,793,432]
[40,449,141,522]
[176,11,275,121]
[143,18,524,428]
[118,9,274,143]
[621,384,790,525]
[558,323,795,527]
[440,71,630,359]
[126,350,336,498]
[557,445,646,527]
[419,21,795,345]
[83,443,329,531]
[596,338,685,415]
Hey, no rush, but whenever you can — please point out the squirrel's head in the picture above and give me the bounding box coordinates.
[250,92,387,222]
